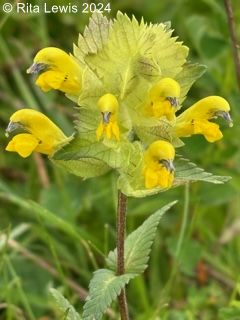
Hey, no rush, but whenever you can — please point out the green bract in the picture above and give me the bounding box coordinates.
[52,12,230,196]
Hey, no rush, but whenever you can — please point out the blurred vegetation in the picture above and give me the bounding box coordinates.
[0,0,240,319]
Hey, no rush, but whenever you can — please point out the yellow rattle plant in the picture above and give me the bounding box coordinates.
[5,12,232,320]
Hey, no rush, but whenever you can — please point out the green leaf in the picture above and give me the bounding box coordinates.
[133,120,184,148]
[134,119,173,145]
[53,157,110,179]
[174,157,231,185]
[52,135,111,178]
[74,13,112,63]
[84,12,188,99]
[82,269,135,320]
[84,12,148,98]
[147,23,189,79]
[176,62,207,103]
[82,195,172,319]
[52,134,141,179]
[50,288,81,320]
[106,201,177,273]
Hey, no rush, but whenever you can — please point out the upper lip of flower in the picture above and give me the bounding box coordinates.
[214,110,233,125]
[159,159,175,173]
[166,96,179,108]
[102,111,111,124]
[5,121,24,136]
[27,62,47,74]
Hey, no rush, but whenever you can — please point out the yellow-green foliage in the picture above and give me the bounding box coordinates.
[5,12,232,197]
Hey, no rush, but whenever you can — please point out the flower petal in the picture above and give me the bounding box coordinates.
[27,47,82,95]
[176,119,223,142]
[157,167,174,188]
[96,122,104,141]
[144,167,159,189]
[143,140,175,189]
[192,119,222,142]
[6,109,68,157]
[36,71,81,94]
[6,133,39,158]
[111,121,120,140]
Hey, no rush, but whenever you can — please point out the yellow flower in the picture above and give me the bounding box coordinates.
[175,96,232,142]
[5,109,68,158]
[143,140,175,189]
[145,78,180,121]
[27,47,82,95]
[96,93,120,141]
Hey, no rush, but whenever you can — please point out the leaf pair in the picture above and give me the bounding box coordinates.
[50,201,177,320]
[82,201,177,319]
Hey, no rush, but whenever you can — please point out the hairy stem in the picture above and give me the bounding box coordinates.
[224,0,240,90]
[117,190,129,320]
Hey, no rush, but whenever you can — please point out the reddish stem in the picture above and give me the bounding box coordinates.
[117,191,129,320]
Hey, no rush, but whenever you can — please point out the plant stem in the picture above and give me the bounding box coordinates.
[224,0,240,90]
[117,190,129,320]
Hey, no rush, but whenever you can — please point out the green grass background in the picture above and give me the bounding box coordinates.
[0,0,240,319]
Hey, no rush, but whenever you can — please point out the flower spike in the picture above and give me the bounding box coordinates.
[27,47,82,95]
[145,78,180,121]
[96,93,120,141]
[5,109,68,158]
[175,96,232,142]
[143,140,175,189]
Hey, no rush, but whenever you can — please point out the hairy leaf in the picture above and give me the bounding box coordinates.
[50,288,81,320]
[147,23,189,79]
[82,12,190,101]
[82,269,136,320]
[134,121,173,145]
[174,157,231,185]
[52,134,140,178]
[74,13,112,62]
[84,12,149,98]
[176,62,207,103]
[106,201,177,273]
[53,158,110,178]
